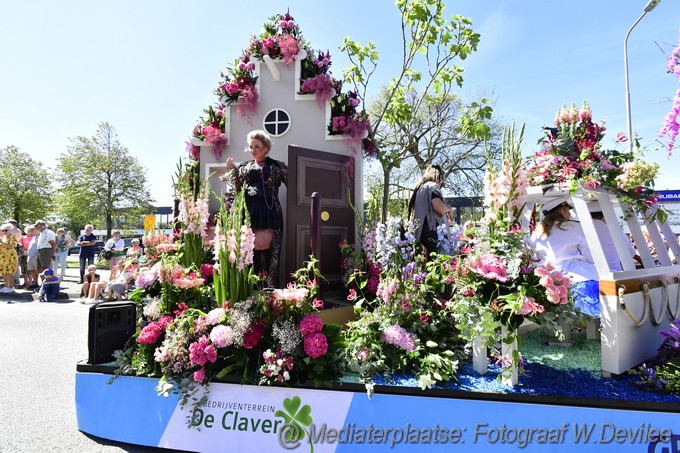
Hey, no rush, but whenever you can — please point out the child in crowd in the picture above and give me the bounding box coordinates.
[80,265,100,301]
[39,268,61,302]
[81,260,137,304]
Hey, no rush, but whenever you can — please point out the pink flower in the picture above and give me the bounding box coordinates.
[261,36,275,53]
[279,33,299,66]
[535,264,570,305]
[299,314,324,336]
[193,367,205,383]
[210,324,236,348]
[273,285,309,305]
[200,263,214,280]
[347,288,357,301]
[516,296,545,316]
[174,302,189,316]
[189,335,217,367]
[173,276,205,288]
[312,298,324,309]
[185,141,200,160]
[156,243,178,253]
[382,325,417,353]
[469,254,510,283]
[138,322,162,345]
[157,315,174,330]
[205,308,225,325]
[204,125,227,160]
[616,131,628,143]
[236,84,259,121]
[224,82,240,95]
[303,332,328,358]
[357,348,369,360]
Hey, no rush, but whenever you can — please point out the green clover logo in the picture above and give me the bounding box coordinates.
[275,396,313,444]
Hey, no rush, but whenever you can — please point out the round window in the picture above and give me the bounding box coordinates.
[263,109,291,137]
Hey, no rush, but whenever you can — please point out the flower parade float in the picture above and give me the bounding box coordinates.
[75,10,680,453]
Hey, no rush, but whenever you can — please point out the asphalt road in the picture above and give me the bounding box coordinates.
[0,266,188,453]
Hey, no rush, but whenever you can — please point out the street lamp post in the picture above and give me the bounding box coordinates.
[624,0,662,153]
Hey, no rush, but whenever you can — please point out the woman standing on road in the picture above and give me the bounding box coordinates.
[54,228,74,280]
[103,230,125,271]
[0,223,18,293]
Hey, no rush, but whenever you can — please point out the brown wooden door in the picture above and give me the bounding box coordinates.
[286,145,355,286]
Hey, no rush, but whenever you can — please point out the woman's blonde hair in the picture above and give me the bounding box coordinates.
[419,165,445,186]
[408,165,446,217]
[246,130,272,153]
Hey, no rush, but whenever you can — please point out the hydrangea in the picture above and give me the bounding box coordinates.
[157,315,174,330]
[298,314,323,336]
[206,308,226,325]
[138,322,163,345]
[303,332,328,358]
[210,325,236,348]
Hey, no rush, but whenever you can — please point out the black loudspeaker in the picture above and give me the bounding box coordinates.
[88,301,137,365]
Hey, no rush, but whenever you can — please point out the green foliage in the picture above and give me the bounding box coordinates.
[56,122,154,235]
[274,396,313,442]
[0,145,54,224]
[341,0,490,219]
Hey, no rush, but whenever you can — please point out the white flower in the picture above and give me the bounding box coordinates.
[418,374,436,390]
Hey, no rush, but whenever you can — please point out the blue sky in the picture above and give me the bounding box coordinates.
[1,0,679,207]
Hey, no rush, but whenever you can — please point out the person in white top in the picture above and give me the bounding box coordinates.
[529,196,600,316]
[104,229,125,271]
[34,220,56,274]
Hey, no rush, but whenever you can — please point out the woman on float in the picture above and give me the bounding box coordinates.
[529,196,600,317]
[224,130,287,288]
[408,165,454,259]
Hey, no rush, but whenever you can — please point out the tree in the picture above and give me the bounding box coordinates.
[368,89,503,202]
[0,145,54,224]
[341,0,493,219]
[56,122,154,236]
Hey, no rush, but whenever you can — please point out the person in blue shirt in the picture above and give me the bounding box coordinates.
[38,268,61,302]
[76,224,98,284]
